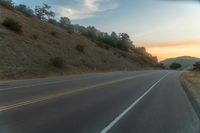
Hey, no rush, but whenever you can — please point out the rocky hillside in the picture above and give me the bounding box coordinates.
[0,5,159,79]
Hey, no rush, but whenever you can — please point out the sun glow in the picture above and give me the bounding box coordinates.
[146,40,200,61]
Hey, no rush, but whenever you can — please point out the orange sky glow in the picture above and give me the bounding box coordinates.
[145,40,200,62]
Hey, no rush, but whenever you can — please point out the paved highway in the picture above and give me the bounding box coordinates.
[0,70,199,133]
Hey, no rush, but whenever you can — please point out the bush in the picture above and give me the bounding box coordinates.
[48,19,58,25]
[50,57,64,68]
[193,61,200,71]
[15,4,34,17]
[160,63,165,69]
[68,29,74,34]
[170,62,182,70]
[32,34,39,40]
[2,18,22,33]
[76,44,85,53]
[50,31,57,37]
[0,0,14,9]
[116,42,129,52]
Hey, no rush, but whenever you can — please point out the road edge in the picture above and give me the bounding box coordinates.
[180,74,200,120]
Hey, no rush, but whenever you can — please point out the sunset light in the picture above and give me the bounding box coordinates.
[146,40,200,61]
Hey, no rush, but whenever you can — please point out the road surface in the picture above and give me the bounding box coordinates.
[0,70,199,133]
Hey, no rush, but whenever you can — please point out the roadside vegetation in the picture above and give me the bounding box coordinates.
[50,57,65,68]
[181,61,200,118]
[0,0,159,79]
[2,17,22,33]
[0,0,14,9]
[0,0,154,53]
[193,61,200,71]
[170,62,182,70]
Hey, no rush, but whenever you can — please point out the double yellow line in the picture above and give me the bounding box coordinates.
[0,72,155,112]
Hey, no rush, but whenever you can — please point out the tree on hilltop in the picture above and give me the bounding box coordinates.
[35,3,55,20]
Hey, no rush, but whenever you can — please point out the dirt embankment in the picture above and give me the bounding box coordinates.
[181,72,200,118]
[0,5,159,80]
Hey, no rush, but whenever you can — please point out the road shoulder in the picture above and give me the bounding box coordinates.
[180,72,200,119]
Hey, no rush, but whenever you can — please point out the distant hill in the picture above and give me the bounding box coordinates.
[161,56,200,70]
[0,5,159,79]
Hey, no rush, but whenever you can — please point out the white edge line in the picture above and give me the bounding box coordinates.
[100,73,170,133]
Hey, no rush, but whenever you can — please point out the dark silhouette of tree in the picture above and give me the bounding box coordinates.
[60,17,71,27]
[170,63,182,70]
[160,63,165,69]
[16,4,34,17]
[193,61,200,70]
[35,3,55,20]
[0,0,14,9]
[48,18,58,25]
[115,33,131,51]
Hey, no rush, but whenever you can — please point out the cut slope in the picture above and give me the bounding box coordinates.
[0,6,158,79]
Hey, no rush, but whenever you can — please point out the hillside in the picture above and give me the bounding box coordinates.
[0,5,158,79]
[161,56,200,70]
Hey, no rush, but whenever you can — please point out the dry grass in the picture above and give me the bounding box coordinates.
[181,72,200,116]
[0,6,158,79]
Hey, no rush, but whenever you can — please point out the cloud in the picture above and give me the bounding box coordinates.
[54,0,119,20]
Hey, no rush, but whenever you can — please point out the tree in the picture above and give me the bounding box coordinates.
[16,4,34,17]
[48,18,58,25]
[117,33,135,51]
[0,0,14,9]
[193,61,200,71]
[60,17,71,27]
[119,33,130,41]
[160,63,165,69]
[111,32,118,40]
[35,3,55,20]
[136,47,146,53]
[170,62,182,70]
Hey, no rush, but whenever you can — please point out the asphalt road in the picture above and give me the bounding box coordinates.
[0,70,199,133]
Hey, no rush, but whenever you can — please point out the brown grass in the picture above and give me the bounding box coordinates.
[0,6,158,80]
[181,72,200,115]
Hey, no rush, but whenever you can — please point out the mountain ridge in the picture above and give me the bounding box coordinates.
[161,56,200,69]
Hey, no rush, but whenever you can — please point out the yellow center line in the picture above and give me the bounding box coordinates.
[0,72,156,112]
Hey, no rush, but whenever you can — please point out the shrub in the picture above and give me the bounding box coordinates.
[50,57,64,68]
[96,42,110,50]
[160,63,165,69]
[0,0,14,9]
[120,52,128,58]
[50,31,57,37]
[193,61,200,71]
[68,29,74,34]
[32,34,39,40]
[48,18,58,25]
[2,18,22,33]
[15,4,34,17]
[104,45,110,50]
[116,42,129,52]
[76,44,85,53]
[170,62,182,70]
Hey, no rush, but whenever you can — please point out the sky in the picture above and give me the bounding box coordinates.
[13,0,200,61]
